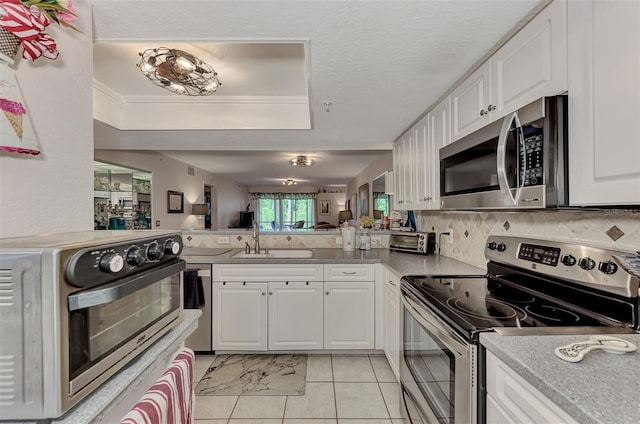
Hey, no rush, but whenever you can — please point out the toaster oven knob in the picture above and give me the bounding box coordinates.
[578,257,596,270]
[126,246,146,266]
[487,242,497,250]
[99,253,124,273]
[598,260,618,275]
[164,239,181,255]
[146,242,164,261]
[561,254,577,266]
[497,243,506,252]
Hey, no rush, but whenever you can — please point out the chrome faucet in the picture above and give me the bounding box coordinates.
[252,220,261,254]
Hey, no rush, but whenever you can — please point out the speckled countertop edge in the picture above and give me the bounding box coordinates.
[480,333,640,424]
[53,310,201,424]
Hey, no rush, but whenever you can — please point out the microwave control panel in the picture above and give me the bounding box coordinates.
[521,129,543,187]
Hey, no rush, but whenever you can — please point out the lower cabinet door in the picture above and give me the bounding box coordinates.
[383,283,400,379]
[268,281,323,350]
[324,281,375,349]
[212,282,267,351]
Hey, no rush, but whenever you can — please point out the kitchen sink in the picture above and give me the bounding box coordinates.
[232,249,313,259]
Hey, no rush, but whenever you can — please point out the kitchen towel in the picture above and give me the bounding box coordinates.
[183,269,204,309]
[120,347,195,424]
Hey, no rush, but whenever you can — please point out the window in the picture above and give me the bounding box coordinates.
[253,193,316,231]
[374,193,390,217]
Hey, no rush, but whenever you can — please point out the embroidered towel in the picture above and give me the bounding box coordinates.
[120,348,195,424]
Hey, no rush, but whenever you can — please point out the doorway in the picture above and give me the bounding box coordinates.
[204,184,215,229]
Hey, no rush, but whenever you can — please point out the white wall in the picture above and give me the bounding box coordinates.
[346,152,393,217]
[0,3,93,238]
[95,150,248,230]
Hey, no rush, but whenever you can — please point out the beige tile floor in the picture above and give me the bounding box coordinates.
[193,354,408,424]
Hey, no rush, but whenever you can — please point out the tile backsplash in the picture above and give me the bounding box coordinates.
[418,209,640,270]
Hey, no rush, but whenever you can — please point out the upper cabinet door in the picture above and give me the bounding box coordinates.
[428,97,451,209]
[490,0,567,117]
[392,140,403,210]
[413,116,431,209]
[567,0,640,205]
[451,62,491,142]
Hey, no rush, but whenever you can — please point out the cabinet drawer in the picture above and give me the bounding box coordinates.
[486,351,578,424]
[324,264,375,281]
[214,264,323,282]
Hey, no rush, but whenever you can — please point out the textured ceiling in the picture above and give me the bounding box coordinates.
[91,0,546,186]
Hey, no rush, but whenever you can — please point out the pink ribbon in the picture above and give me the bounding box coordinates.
[0,1,59,60]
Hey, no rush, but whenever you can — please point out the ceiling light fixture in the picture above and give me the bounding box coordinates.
[283,179,298,186]
[289,155,315,166]
[137,47,221,96]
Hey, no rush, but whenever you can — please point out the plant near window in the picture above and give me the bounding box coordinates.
[0,0,77,61]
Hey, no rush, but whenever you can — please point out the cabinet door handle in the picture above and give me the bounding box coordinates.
[262,291,266,296]
[342,271,357,275]
[325,291,330,295]
[480,109,488,116]
[487,104,496,111]
[269,291,273,295]
[388,280,397,286]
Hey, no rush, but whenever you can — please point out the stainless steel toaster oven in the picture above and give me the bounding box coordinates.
[389,231,435,254]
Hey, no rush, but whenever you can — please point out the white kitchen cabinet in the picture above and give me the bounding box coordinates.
[213,282,268,351]
[450,0,567,143]
[268,281,323,350]
[324,281,375,349]
[382,266,401,380]
[451,62,491,141]
[413,115,432,210]
[324,263,375,281]
[393,129,416,210]
[486,351,578,424]
[426,96,451,209]
[567,0,640,205]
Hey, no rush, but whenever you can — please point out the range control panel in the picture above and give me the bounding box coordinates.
[518,243,561,266]
[484,235,639,298]
[65,234,183,288]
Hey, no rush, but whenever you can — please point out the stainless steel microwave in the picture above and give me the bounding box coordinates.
[440,96,568,210]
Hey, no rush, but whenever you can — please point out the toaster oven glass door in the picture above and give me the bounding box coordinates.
[391,234,420,250]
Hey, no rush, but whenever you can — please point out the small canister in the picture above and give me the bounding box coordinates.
[359,229,371,250]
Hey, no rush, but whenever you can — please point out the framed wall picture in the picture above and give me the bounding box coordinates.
[350,193,357,214]
[167,190,184,213]
[358,183,369,217]
[319,200,330,216]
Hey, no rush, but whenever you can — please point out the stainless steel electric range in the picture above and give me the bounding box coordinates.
[399,235,639,424]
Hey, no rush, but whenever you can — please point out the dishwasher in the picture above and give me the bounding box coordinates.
[183,263,213,352]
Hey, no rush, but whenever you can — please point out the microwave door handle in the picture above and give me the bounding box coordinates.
[496,112,522,206]
[68,260,186,311]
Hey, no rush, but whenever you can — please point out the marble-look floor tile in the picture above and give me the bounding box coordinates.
[194,355,217,383]
[283,420,337,424]
[379,382,403,418]
[339,420,393,424]
[194,420,228,424]
[231,395,286,419]
[194,395,238,419]
[334,382,390,419]
[197,354,306,396]
[228,420,283,424]
[284,382,336,419]
[369,355,397,383]
[306,356,333,381]
[331,356,376,382]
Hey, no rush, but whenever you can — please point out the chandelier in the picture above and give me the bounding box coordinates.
[283,179,298,185]
[137,48,221,96]
[289,155,315,166]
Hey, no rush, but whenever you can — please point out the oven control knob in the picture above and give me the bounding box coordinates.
[496,243,506,252]
[487,242,497,250]
[146,242,164,261]
[578,257,596,270]
[598,260,618,275]
[126,246,146,266]
[99,253,124,273]
[561,254,577,266]
[164,239,181,255]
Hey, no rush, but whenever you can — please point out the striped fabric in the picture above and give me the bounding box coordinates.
[120,348,195,424]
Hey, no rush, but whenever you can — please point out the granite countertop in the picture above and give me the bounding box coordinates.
[181,247,487,276]
[480,332,640,424]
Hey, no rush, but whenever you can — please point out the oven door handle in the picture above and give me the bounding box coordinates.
[496,111,522,206]
[68,260,186,311]
[403,293,468,356]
